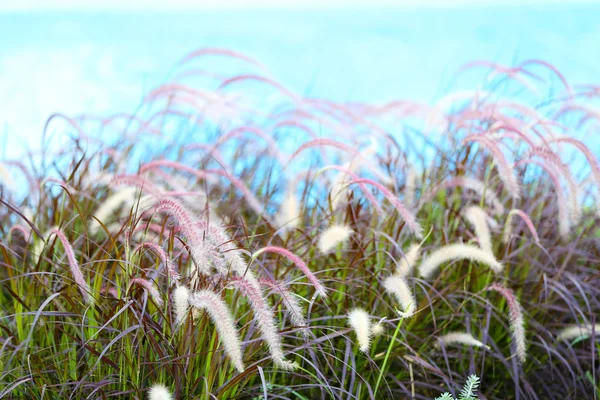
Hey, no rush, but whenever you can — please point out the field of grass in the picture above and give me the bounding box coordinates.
[1,49,599,399]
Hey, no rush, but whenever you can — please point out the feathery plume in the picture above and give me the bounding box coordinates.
[349,178,423,238]
[275,190,301,232]
[419,244,503,279]
[155,198,214,276]
[317,224,353,253]
[404,166,416,209]
[347,308,371,352]
[463,134,521,199]
[134,242,179,283]
[486,283,526,363]
[148,383,172,400]
[395,243,421,277]
[130,278,163,307]
[189,290,245,372]
[556,324,600,342]
[259,278,307,334]
[252,246,326,297]
[89,187,139,234]
[463,206,493,253]
[502,209,540,244]
[372,321,385,337]
[383,275,416,318]
[436,332,490,349]
[228,277,297,370]
[47,227,93,304]
[172,285,190,326]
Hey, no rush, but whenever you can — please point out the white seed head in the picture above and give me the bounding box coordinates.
[383,275,416,318]
[437,332,490,349]
[347,308,371,353]
[464,206,493,253]
[148,384,172,400]
[318,224,353,253]
[419,244,503,279]
[173,285,190,325]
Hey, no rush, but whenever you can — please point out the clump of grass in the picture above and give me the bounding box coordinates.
[1,49,599,399]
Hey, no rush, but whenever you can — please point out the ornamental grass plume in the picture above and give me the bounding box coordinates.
[259,278,307,334]
[463,206,493,253]
[317,224,353,253]
[275,190,301,232]
[228,277,297,370]
[130,278,163,307]
[395,243,421,276]
[252,246,326,297]
[172,285,190,326]
[419,244,503,280]
[436,332,491,350]
[89,187,139,234]
[154,198,214,276]
[556,324,600,342]
[46,227,93,304]
[189,290,245,373]
[347,308,371,353]
[486,283,526,363]
[148,383,173,400]
[133,242,180,283]
[502,209,540,244]
[383,275,416,318]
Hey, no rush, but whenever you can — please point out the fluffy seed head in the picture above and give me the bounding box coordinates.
[228,277,297,370]
[260,278,307,335]
[557,324,600,342]
[148,384,172,400]
[502,209,540,244]
[189,290,245,373]
[383,275,416,318]
[395,243,421,277]
[419,244,503,280]
[253,246,326,297]
[130,278,163,307]
[347,308,371,352]
[486,283,526,363]
[436,332,490,349]
[172,285,190,326]
[318,224,353,253]
[90,187,139,234]
[275,190,301,231]
[464,206,493,253]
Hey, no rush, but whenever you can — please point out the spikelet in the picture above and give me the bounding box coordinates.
[148,383,172,400]
[436,332,490,349]
[317,224,353,253]
[463,206,493,253]
[130,278,163,307]
[252,246,326,297]
[486,283,526,363]
[330,163,352,211]
[556,324,600,342]
[134,242,179,283]
[172,285,190,325]
[502,209,540,244]
[419,244,503,280]
[395,243,421,277]
[347,308,371,352]
[383,275,416,318]
[189,290,245,373]
[47,227,94,304]
[228,277,297,370]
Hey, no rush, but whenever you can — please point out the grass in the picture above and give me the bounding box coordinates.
[0,49,599,399]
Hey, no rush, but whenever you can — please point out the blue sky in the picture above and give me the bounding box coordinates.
[1,2,599,155]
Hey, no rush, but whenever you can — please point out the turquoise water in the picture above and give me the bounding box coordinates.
[0,6,599,154]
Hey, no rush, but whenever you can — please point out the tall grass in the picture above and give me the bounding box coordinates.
[0,48,599,399]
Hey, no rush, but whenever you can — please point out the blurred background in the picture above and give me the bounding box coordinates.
[1,0,599,156]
